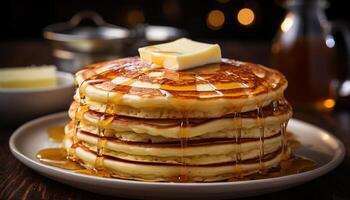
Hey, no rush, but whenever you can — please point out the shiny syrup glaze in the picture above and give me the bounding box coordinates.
[37,58,307,182]
[76,57,287,100]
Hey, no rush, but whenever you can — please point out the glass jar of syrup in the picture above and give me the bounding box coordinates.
[272,0,350,110]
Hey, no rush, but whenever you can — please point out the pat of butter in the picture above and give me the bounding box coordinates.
[138,38,221,71]
[0,65,57,88]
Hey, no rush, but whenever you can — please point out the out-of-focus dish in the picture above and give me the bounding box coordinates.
[0,71,75,125]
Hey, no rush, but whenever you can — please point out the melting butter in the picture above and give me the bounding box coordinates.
[138,38,221,71]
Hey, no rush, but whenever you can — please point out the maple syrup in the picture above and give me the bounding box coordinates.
[177,118,190,182]
[256,106,265,172]
[94,90,113,172]
[36,148,83,170]
[233,112,242,175]
[75,168,112,178]
[254,80,269,173]
[94,112,113,172]
[287,131,301,148]
[47,126,65,142]
[82,66,153,173]
[280,122,289,160]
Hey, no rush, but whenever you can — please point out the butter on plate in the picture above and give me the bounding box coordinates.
[138,38,221,71]
[0,65,57,88]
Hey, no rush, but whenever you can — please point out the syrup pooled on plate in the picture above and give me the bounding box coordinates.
[37,126,82,170]
[36,148,83,170]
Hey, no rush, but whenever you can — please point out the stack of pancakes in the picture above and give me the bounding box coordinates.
[63,57,292,182]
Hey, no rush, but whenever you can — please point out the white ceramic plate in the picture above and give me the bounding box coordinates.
[9,112,345,200]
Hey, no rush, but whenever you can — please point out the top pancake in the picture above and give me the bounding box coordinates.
[76,57,288,118]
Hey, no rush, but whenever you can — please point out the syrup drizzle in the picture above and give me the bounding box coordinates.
[93,89,120,172]
[257,106,265,172]
[77,64,157,173]
[254,70,273,174]
[274,93,292,162]
[74,72,107,171]
[280,121,289,160]
[69,78,96,157]
[178,118,190,182]
[233,112,242,175]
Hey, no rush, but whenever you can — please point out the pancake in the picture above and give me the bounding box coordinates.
[68,100,291,141]
[68,144,290,182]
[75,57,288,118]
[65,129,283,163]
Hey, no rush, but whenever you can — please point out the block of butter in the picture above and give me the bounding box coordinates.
[138,38,221,71]
[0,65,57,88]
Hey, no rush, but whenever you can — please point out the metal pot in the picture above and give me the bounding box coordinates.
[44,10,132,73]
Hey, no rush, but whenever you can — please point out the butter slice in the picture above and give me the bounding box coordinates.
[138,38,221,71]
[0,65,57,88]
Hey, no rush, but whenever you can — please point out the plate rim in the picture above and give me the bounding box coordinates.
[9,111,345,188]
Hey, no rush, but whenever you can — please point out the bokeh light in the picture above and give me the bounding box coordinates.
[323,98,336,109]
[237,8,255,26]
[207,10,225,30]
[281,14,294,32]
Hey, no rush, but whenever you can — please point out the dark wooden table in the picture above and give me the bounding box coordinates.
[1,40,349,200]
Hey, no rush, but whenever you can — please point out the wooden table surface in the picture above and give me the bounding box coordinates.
[0,40,349,200]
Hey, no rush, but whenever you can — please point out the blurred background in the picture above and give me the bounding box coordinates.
[0,0,347,41]
[0,0,349,121]
[2,2,350,198]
